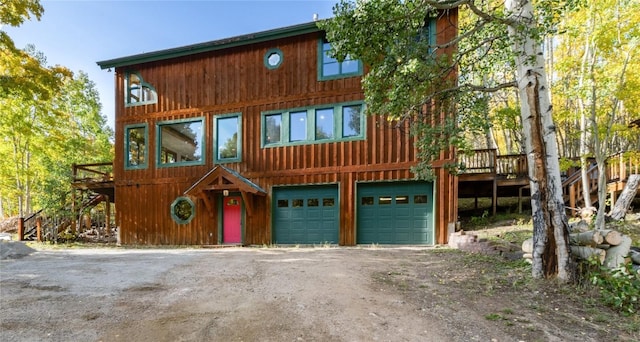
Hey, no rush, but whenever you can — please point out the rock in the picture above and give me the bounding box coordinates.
[0,240,36,260]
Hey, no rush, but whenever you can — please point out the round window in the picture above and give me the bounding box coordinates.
[264,48,283,69]
[171,196,195,224]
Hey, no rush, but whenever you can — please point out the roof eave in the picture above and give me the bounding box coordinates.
[97,21,322,70]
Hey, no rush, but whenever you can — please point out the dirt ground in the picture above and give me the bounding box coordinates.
[1,243,637,342]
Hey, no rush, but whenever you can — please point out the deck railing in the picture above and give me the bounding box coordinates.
[459,149,528,178]
[459,149,638,214]
[459,148,496,174]
[562,163,599,212]
[606,152,640,183]
[72,162,113,183]
[496,154,528,178]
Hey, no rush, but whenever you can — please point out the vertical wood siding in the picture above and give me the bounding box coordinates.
[113,12,458,245]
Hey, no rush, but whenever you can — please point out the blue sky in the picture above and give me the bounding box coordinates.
[5,0,337,130]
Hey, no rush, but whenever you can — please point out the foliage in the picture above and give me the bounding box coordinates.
[583,259,640,316]
[0,0,113,217]
[0,0,42,27]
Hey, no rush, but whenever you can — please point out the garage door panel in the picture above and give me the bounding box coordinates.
[357,181,433,245]
[273,185,339,244]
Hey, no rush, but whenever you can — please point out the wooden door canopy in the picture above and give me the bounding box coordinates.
[184,165,266,216]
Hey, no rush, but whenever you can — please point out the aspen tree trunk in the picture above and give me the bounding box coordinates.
[578,10,595,209]
[506,0,574,281]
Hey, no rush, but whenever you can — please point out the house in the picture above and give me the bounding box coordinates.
[96,12,458,246]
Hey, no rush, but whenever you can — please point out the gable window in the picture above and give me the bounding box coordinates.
[215,113,241,163]
[318,39,362,80]
[157,118,204,167]
[264,48,283,69]
[125,72,157,106]
[125,123,148,169]
[261,102,365,147]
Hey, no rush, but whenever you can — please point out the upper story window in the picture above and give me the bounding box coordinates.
[264,48,283,70]
[261,101,365,147]
[125,72,157,106]
[318,39,362,81]
[215,113,241,163]
[157,118,204,167]
[125,123,148,170]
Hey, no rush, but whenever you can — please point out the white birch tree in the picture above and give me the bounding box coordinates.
[321,0,577,280]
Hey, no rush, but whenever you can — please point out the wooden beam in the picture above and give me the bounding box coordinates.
[198,192,214,215]
[241,192,254,216]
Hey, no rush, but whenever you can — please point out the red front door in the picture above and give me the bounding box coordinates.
[223,196,242,244]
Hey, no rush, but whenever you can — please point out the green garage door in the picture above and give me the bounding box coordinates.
[273,185,339,244]
[357,181,434,244]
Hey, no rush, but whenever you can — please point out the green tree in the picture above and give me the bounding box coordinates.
[0,0,113,217]
[553,0,640,228]
[320,0,577,281]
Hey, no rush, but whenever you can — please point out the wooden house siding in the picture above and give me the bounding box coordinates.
[106,13,458,246]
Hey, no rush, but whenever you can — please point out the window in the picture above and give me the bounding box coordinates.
[157,118,204,167]
[265,114,282,144]
[379,196,392,205]
[290,111,307,142]
[414,195,428,204]
[261,102,365,147]
[361,197,374,205]
[215,114,241,163]
[264,48,283,69]
[318,40,362,80]
[125,72,157,106]
[396,196,409,204]
[342,105,362,137]
[171,196,195,224]
[277,199,289,208]
[315,108,334,140]
[125,124,148,169]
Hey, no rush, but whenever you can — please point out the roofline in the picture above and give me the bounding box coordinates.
[96,21,322,70]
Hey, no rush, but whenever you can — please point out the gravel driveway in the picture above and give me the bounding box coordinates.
[1,245,629,342]
[1,247,459,342]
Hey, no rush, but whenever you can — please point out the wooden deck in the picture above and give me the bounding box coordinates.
[71,162,115,201]
[458,149,640,216]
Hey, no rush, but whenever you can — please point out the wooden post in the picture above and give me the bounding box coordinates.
[36,217,42,242]
[104,195,110,236]
[569,184,576,212]
[71,187,76,234]
[518,187,523,214]
[492,178,497,216]
[18,217,24,241]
